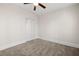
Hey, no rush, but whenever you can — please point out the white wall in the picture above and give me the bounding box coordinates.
[0,3,79,50]
[38,4,79,48]
[0,4,38,50]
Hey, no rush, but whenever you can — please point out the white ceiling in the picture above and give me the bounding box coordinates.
[0,3,76,16]
[16,3,76,16]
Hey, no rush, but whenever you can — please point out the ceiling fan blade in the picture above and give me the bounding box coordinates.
[38,3,46,9]
[34,6,36,11]
[24,3,31,4]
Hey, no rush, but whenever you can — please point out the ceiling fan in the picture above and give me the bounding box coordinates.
[24,3,46,11]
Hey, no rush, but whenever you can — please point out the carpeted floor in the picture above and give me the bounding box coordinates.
[0,39,79,56]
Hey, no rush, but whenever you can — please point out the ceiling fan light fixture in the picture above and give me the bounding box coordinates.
[33,3,38,6]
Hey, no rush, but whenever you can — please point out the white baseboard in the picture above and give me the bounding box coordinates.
[0,37,79,51]
[0,38,33,51]
[40,37,79,48]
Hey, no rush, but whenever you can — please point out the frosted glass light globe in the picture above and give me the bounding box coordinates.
[33,3,38,6]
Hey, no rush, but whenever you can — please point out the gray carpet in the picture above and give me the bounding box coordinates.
[0,39,79,56]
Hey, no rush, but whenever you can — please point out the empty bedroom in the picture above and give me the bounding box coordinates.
[0,3,79,56]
